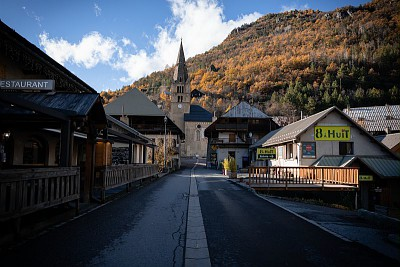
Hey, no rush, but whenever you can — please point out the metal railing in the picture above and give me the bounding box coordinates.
[248,166,359,189]
[0,167,80,221]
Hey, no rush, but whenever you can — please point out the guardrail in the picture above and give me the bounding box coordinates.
[95,164,158,202]
[0,167,80,222]
[248,166,359,189]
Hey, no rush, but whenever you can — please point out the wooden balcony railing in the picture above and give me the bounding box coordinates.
[210,137,252,145]
[248,166,359,190]
[95,164,158,202]
[0,167,80,222]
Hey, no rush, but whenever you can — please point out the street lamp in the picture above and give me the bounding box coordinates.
[164,115,167,172]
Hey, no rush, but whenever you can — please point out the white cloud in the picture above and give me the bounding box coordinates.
[39,31,117,68]
[281,3,309,12]
[39,0,262,87]
[94,3,102,17]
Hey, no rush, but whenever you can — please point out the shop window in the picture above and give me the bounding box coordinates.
[23,138,45,164]
[339,142,354,155]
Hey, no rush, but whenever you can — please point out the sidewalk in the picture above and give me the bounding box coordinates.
[224,173,400,262]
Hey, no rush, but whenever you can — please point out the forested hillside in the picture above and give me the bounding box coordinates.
[101,0,399,119]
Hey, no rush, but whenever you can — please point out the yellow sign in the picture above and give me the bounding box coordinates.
[314,126,351,141]
[257,148,276,160]
[359,175,373,182]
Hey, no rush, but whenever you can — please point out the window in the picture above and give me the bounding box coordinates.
[286,143,294,159]
[23,138,45,164]
[196,130,201,141]
[229,134,236,143]
[339,142,354,155]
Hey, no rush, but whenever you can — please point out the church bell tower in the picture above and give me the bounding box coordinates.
[170,40,190,132]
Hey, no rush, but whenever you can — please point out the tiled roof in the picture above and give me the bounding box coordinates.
[342,105,400,133]
[261,106,336,146]
[375,133,400,150]
[184,105,212,122]
[223,101,270,118]
[104,89,164,117]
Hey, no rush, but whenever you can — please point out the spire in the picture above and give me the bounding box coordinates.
[173,39,188,82]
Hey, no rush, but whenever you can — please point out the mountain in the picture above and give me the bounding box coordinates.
[101,0,399,119]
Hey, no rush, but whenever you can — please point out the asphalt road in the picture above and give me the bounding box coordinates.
[195,167,398,267]
[1,167,191,267]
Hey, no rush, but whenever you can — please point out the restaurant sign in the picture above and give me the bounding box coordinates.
[0,79,54,91]
[257,147,276,160]
[314,126,351,141]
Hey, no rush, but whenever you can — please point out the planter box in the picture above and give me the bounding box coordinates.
[229,171,237,179]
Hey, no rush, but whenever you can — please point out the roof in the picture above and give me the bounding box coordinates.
[358,156,400,179]
[343,105,400,133]
[184,105,212,122]
[173,40,188,83]
[313,155,400,179]
[222,102,270,118]
[375,133,400,150]
[313,155,356,167]
[104,89,165,117]
[0,92,105,119]
[250,128,281,148]
[106,115,155,146]
[0,20,95,93]
[261,106,337,147]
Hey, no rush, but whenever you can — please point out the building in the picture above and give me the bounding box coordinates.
[183,105,213,157]
[104,89,184,169]
[205,101,279,169]
[343,105,400,135]
[375,133,400,156]
[0,21,157,234]
[168,40,213,158]
[251,106,400,213]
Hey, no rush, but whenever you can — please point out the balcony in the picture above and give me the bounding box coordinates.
[210,137,253,145]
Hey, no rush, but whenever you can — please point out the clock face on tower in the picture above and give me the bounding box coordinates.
[178,104,182,109]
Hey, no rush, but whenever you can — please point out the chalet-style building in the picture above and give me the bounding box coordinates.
[251,106,400,213]
[205,101,279,169]
[104,89,184,169]
[0,21,157,237]
[168,41,213,158]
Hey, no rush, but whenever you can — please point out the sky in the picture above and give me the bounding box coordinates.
[1,0,370,92]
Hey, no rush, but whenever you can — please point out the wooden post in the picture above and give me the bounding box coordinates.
[83,128,96,203]
[129,140,133,164]
[60,120,73,167]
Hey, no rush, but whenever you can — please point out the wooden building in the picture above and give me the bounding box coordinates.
[104,89,184,170]
[205,101,279,169]
[0,20,157,232]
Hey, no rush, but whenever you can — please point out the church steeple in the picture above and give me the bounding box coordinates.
[173,39,188,83]
[170,39,190,132]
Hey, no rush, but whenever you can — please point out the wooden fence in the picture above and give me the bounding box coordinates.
[248,166,359,190]
[0,167,80,222]
[95,164,158,202]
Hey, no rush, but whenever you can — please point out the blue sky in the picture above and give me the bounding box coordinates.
[1,0,370,92]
